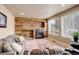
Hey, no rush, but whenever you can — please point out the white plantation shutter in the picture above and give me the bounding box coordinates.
[74,12,79,32]
[62,14,74,37]
[62,11,79,38]
[49,11,79,38]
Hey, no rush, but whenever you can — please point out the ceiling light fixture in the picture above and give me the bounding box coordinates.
[20,12,24,15]
[61,4,65,6]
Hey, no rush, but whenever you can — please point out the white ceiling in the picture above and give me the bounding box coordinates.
[5,4,76,19]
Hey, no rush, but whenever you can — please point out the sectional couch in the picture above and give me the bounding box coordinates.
[0,34,24,55]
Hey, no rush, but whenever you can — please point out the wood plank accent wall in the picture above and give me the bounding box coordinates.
[15,17,48,38]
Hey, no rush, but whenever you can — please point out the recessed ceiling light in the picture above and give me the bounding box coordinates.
[20,12,24,15]
[61,4,65,6]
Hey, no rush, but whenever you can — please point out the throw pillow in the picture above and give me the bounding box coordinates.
[11,43,22,53]
[1,43,9,53]
[18,36,25,42]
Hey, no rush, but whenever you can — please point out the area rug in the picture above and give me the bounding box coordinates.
[24,39,65,52]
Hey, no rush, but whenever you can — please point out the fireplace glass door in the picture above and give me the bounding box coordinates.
[35,29,44,39]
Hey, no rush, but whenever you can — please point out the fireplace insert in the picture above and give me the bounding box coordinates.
[35,29,44,39]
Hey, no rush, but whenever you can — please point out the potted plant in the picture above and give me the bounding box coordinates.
[72,32,79,42]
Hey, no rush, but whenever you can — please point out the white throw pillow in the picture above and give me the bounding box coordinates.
[11,43,22,53]
[18,36,25,42]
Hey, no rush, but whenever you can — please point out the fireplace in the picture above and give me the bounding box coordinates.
[35,29,44,39]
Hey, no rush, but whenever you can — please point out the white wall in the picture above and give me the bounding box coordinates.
[0,5,15,39]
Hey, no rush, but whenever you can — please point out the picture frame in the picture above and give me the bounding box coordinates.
[0,12,7,28]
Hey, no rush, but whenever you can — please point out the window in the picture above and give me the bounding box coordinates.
[61,11,79,38]
[74,12,79,32]
[48,18,59,35]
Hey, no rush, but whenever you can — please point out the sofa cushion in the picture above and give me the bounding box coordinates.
[3,34,20,43]
[3,35,15,43]
[23,50,29,55]
[1,43,9,53]
[30,49,44,55]
[0,40,5,52]
[43,49,49,55]
[0,40,13,53]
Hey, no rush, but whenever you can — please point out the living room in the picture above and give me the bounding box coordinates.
[0,4,79,55]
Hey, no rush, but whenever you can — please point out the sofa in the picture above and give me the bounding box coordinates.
[0,34,25,55]
[0,34,71,55]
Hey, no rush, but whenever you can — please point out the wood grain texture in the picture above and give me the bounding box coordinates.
[15,17,48,38]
